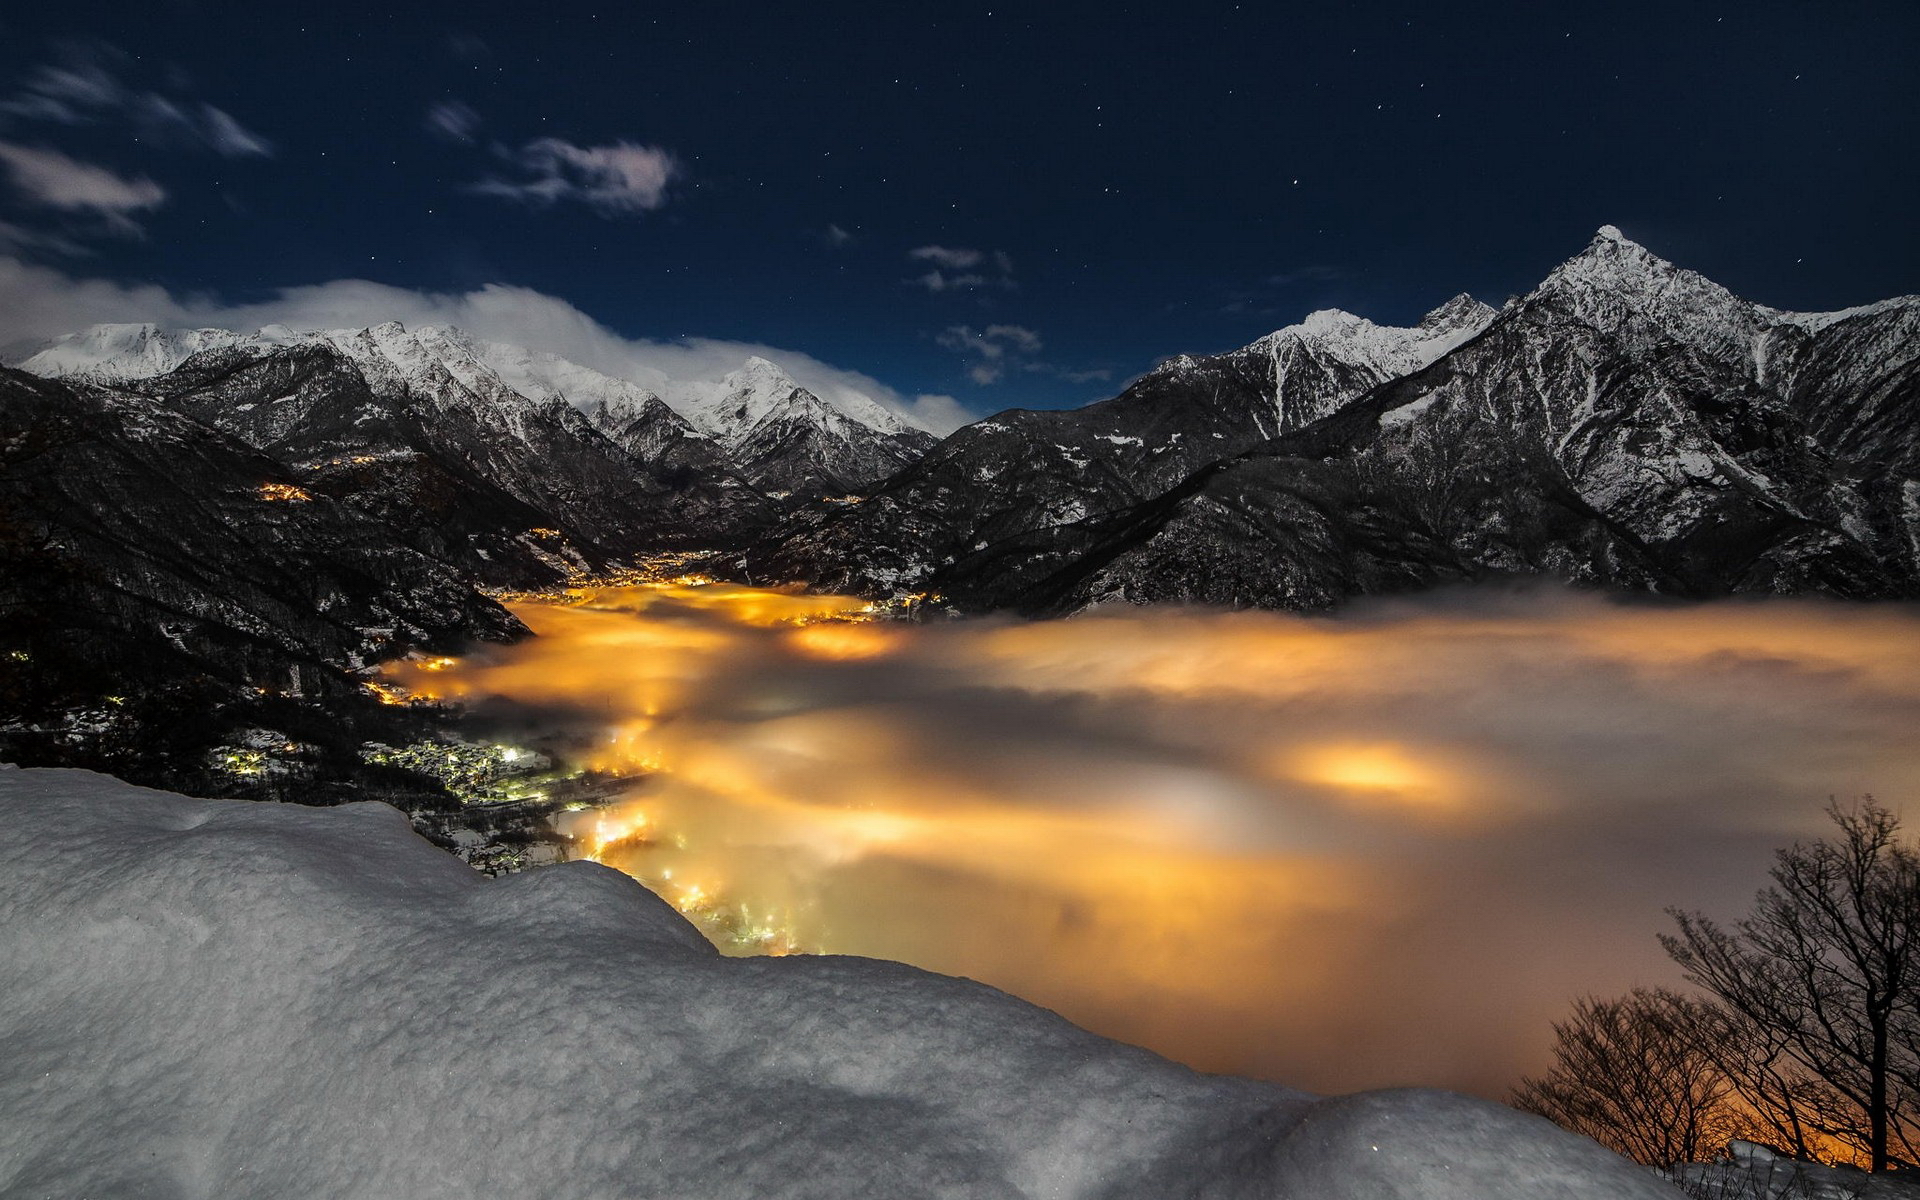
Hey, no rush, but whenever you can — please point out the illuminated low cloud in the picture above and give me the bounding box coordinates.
[386,582,1920,1101]
[473,137,678,215]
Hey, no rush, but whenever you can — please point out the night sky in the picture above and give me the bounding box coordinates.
[1,1,1915,425]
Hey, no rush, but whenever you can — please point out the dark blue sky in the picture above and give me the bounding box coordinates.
[1,1,1915,420]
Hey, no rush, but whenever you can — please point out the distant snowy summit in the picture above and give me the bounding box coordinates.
[18,319,937,489]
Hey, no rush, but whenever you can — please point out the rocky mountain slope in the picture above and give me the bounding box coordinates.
[748,228,1920,613]
[743,294,1495,593]
[0,365,520,790]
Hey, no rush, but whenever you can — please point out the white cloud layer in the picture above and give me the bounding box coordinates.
[0,256,977,434]
[473,138,678,215]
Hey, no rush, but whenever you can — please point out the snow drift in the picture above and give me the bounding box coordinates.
[0,766,1677,1198]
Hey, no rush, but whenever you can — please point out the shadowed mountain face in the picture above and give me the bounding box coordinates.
[741,296,1496,595]
[747,229,1920,613]
[0,365,523,786]
[109,329,777,587]
[0,366,520,679]
[22,323,937,538]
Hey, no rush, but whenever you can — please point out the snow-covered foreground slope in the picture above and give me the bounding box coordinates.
[0,766,1677,1199]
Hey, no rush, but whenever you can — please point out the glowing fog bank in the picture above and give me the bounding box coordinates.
[382,583,1920,1098]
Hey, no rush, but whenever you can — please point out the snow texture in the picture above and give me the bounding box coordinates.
[1670,1141,1920,1199]
[0,767,1681,1200]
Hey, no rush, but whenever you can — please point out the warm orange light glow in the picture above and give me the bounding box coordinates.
[783,622,904,660]
[379,581,1920,1098]
[1280,742,1471,819]
[255,482,313,503]
[363,680,412,706]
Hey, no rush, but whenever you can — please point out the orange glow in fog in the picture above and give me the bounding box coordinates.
[380,582,1920,1098]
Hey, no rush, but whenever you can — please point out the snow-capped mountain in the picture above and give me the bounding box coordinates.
[19,321,936,495]
[749,228,1920,612]
[743,293,1497,595]
[75,324,771,586]
[639,355,935,494]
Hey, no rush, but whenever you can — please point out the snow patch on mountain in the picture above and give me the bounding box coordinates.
[1252,292,1496,383]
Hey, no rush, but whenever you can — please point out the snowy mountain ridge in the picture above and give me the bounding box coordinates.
[749,226,1920,612]
[1530,225,1920,369]
[18,319,938,499]
[17,319,930,441]
[1249,292,1497,385]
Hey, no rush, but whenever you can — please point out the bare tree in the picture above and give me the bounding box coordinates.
[1513,987,1751,1166]
[1662,798,1920,1171]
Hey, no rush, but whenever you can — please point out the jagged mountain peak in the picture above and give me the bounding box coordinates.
[1563,223,1678,270]
[1419,293,1496,332]
[1295,308,1373,336]
[1246,294,1495,379]
[1534,224,1748,310]
[1526,224,1763,358]
[720,355,801,396]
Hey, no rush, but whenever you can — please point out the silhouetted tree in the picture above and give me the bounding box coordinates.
[1512,987,1750,1166]
[1663,798,1920,1171]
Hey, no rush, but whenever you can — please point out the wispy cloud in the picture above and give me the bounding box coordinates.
[907,245,1016,293]
[0,48,272,157]
[0,142,164,234]
[472,138,678,215]
[823,223,854,247]
[935,322,1111,389]
[0,256,981,435]
[424,101,482,144]
[0,219,90,257]
[937,323,1044,384]
[910,245,983,270]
